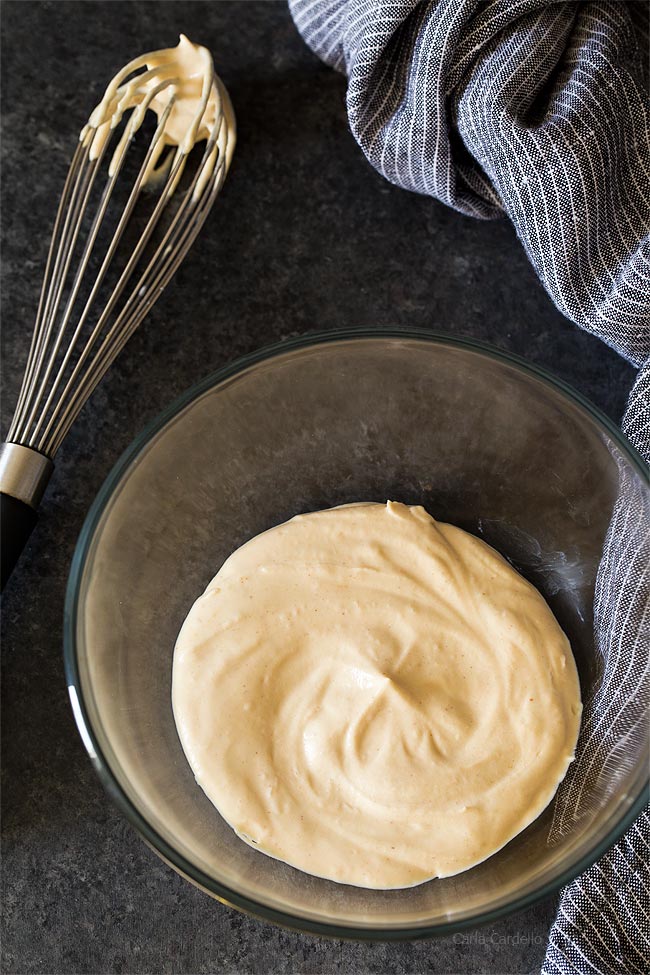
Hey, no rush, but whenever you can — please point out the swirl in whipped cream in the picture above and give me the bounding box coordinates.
[173,501,581,889]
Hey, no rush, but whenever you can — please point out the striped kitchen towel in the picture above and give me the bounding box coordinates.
[288,1,650,972]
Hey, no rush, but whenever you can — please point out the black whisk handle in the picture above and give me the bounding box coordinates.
[1,492,38,591]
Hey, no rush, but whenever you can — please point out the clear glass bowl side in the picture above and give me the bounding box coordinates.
[66,334,650,935]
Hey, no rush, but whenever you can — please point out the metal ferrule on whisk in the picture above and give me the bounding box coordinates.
[0,443,53,509]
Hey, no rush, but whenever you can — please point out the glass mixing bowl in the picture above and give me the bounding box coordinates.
[64,329,649,938]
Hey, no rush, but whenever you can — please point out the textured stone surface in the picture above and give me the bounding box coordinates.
[0,2,638,974]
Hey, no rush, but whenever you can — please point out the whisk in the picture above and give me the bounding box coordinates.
[0,35,236,590]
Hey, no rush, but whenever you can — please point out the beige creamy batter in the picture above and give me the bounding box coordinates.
[173,502,582,889]
[81,34,235,195]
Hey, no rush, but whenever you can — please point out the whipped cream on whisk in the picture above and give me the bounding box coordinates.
[81,35,235,194]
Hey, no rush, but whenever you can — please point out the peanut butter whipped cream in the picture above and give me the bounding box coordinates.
[172,502,582,889]
[81,34,235,194]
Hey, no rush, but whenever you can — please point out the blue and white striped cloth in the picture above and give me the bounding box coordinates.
[288,2,650,971]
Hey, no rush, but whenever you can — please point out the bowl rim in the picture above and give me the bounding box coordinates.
[63,326,650,939]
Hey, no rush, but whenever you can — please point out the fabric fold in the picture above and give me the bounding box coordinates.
[289,2,650,972]
[289,0,650,350]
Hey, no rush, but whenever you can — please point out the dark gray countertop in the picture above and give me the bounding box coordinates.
[0,2,638,974]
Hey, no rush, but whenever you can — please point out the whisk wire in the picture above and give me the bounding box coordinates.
[9,144,86,440]
[13,144,106,443]
[46,131,227,456]
[8,144,92,442]
[28,155,118,446]
[32,96,179,452]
